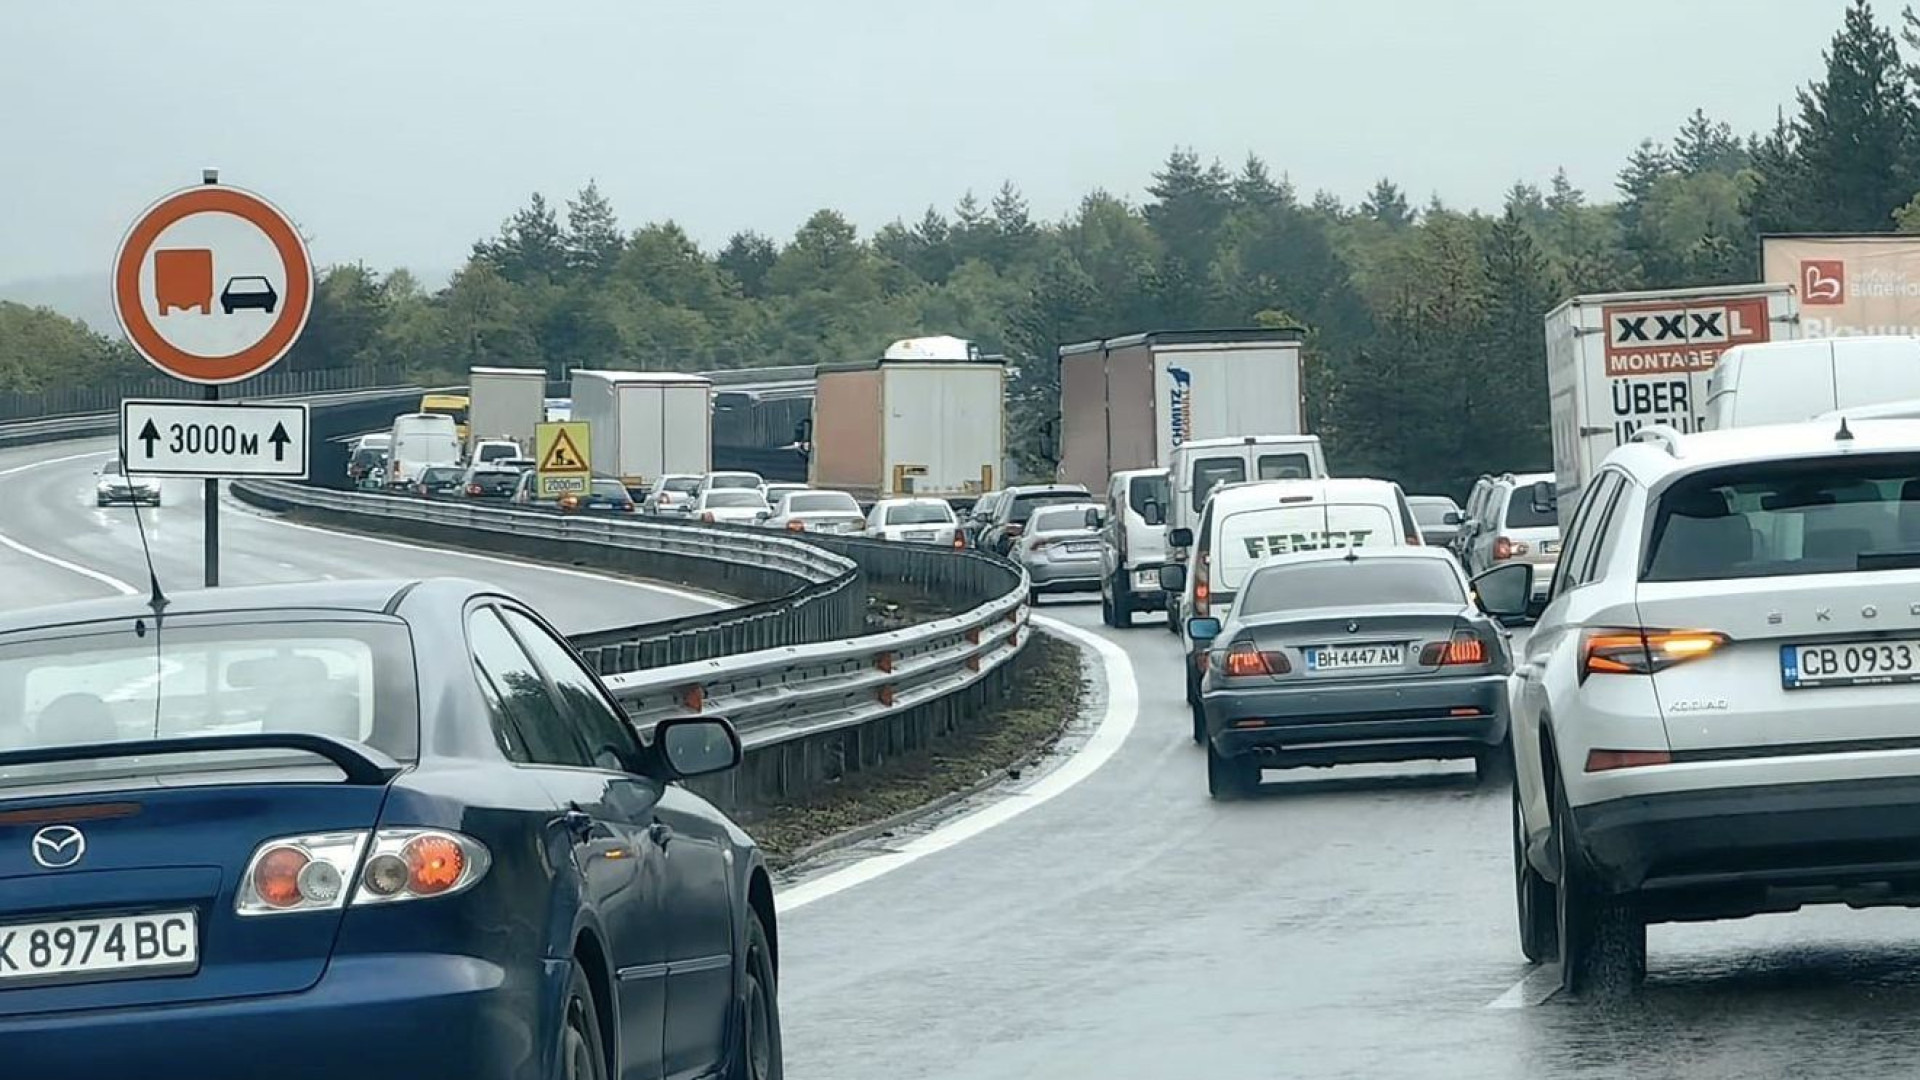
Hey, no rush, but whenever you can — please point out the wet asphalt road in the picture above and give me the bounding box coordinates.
[0,438,727,632]
[777,598,1920,1080]
[12,436,1920,1076]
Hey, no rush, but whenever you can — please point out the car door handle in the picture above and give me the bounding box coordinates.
[648,822,673,849]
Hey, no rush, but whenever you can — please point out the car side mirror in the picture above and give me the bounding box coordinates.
[1186,616,1221,642]
[1471,563,1536,619]
[1530,480,1557,515]
[1443,511,1462,526]
[1159,563,1187,592]
[1085,508,1104,529]
[1141,501,1165,526]
[654,717,742,779]
[754,510,770,521]
[1168,527,1194,548]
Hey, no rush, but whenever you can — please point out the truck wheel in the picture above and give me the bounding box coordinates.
[1513,786,1557,964]
[1099,584,1118,628]
[1206,743,1258,800]
[1554,779,1644,996]
[1110,572,1136,628]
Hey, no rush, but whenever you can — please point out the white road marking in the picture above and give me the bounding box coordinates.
[235,505,733,610]
[1487,964,1561,1009]
[0,450,138,596]
[776,613,1137,913]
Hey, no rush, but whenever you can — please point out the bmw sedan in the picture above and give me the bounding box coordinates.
[0,579,782,1080]
[1190,547,1513,800]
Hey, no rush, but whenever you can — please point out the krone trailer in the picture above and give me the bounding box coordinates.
[809,336,1004,502]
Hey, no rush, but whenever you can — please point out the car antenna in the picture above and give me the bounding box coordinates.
[123,449,169,619]
[1836,415,1855,442]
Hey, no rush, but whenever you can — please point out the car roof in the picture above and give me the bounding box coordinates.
[0,579,446,637]
[877,496,950,506]
[1007,484,1088,496]
[1606,418,1920,485]
[1174,435,1318,452]
[1207,477,1401,513]
[1407,494,1457,505]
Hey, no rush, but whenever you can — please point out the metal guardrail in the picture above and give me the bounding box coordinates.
[0,383,426,448]
[230,480,871,670]
[0,365,414,424]
[227,479,1033,805]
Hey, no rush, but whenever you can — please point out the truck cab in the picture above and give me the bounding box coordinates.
[1162,435,1329,626]
[1707,336,1920,429]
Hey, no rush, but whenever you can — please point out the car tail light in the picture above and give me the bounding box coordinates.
[1193,554,1211,618]
[702,511,716,523]
[1006,523,1024,537]
[466,483,482,496]
[356,830,491,905]
[1493,536,1529,560]
[237,832,368,916]
[1585,749,1673,772]
[623,501,637,513]
[952,535,966,549]
[1420,631,1488,666]
[787,521,806,532]
[1221,641,1291,676]
[1580,628,1728,681]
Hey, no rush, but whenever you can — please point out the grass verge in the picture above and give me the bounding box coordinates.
[740,631,1087,868]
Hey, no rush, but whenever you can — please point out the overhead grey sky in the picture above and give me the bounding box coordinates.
[0,0,1852,287]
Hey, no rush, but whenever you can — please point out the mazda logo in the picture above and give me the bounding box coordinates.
[30,825,85,870]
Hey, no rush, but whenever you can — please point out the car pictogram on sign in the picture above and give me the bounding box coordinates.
[220,276,279,315]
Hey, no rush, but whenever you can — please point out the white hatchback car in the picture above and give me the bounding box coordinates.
[866,498,961,545]
[1481,418,1920,997]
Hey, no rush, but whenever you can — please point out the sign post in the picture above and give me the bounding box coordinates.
[112,172,314,586]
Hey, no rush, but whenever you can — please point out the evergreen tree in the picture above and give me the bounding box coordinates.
[562,182,624,280]
[1232,154,1294,209]
[1360,179,1414,228]
[717,232,777,298]
[1144,148,1233,271]
[1792,0,1914,231]
[474,193,567,285]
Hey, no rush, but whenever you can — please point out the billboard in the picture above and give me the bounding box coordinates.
[1762,235,1920,338]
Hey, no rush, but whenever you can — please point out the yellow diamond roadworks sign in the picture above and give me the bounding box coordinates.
[535,421,591,497]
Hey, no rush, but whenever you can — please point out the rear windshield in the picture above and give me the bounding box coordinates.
[1031,506,1097,533]
[1215,503,1400,589]
[1504,487,1559,529]
[0,620,419,789]
[1191,458,1246,510]
[709,474,761,490]
[590,480,629,498]
[789,493,858,513]
[663,477,701,494]
[477,443,517,462]
[887,503,953,525]
[1240,559,1465,616]
[1410,499,1458,527]
[352,448,387,468]
[1645,453,1920,582]
[1257,453,1313,480]
[102,460,122,476]
[1009,490,1088,523]
[1128,474,1170,517]
[422,467,462,483]
[706,491,765,508]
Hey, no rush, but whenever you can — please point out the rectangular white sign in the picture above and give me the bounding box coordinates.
[119,400,310,479]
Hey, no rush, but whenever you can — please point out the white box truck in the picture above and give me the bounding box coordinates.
[1543,284,1800,529]
[1056,328,1308,492]
[466,367,546,455]
[568,371,713,491]
[809,336,1004,502]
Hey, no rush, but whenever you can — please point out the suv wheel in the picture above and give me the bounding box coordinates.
[1190,699,1206,746]
[1206,742,1258,800]
[1513,786,1557,964]
[1554,779,1645,996]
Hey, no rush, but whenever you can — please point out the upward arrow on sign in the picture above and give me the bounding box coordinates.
[269,421,291,461]
[138,419,160,459]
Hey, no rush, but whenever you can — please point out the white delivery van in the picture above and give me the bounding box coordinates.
[1706,336,1920,428]
[386,413,461,490]
[1098,467,1173,628]
[1161,434,1329,625]
[1161,477,1420,730]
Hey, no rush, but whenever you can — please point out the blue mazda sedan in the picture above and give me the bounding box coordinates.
[0,578,781,1080]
